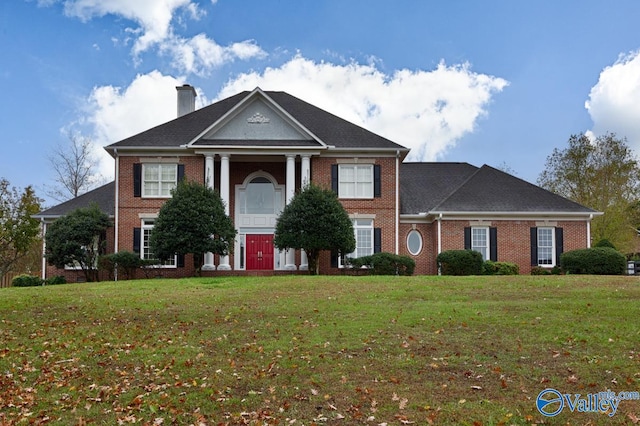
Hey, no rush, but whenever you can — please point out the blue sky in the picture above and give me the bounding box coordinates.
[3,1,640,206]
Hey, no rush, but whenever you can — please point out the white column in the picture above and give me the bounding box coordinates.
[218,154,231,270]
[202,154,216,271]
[299,155,311,270]
[284,154,297,270]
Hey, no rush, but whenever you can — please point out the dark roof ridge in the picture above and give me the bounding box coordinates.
[430,163,483,212]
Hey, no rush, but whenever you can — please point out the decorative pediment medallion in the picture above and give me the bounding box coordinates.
[247,112,270,124]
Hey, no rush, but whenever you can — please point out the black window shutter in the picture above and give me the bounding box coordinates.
[133,163,142,197]
[133,227,141,254]
[373,165,381,198]
[464,227,471,250]
[177,164,185,182]
[331,164,338,194]
[177,254,185,268]
[555,227,564,266]
[374,228,382,253]
[489,227,498,261]
[331,251,338,268]
[530,227,538,266]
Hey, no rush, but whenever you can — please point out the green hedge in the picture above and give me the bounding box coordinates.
[11,274,67,287]
[560,247,626,275]
[12,274,42,287]
[436,250,483,275]
[348,252,415,275]
[482,260,519,275]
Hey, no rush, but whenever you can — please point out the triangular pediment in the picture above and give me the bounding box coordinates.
[188,88,323,147]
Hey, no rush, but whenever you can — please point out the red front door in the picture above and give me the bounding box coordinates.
[246,234,274,270]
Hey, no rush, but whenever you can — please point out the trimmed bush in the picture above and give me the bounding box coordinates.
[100,251,146,280]
[348,252,415,275]
[482,260,519,275]
[436,250,483,275]
[530,266,562,275]
[560,247,626,275]
[45,275,67,285]
[594,239,616,250]
[12,274,43,287]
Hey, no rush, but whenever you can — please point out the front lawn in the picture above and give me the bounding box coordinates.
[0,275,638,425]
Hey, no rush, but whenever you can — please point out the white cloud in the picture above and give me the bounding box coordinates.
[55,0,265,74]
[218,55,508,160]
[586,50,640,152]
[82,70,208,179]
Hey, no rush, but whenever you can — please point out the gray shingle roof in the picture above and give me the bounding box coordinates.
[34,182,115,219]
[399,163,596,215]
[106,90,408,152]
[400,162,479,213]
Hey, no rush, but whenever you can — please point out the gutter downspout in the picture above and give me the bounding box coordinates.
[587,213,592,248]
[41,219,46,281]
[395,150,400,255]
[437,213,442,275]
[114,148,119,281]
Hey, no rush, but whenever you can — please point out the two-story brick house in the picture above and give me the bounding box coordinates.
[36,86,598,279]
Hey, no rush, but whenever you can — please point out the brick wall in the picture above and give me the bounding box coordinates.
[314,156,398,274]
[439,219,588,274]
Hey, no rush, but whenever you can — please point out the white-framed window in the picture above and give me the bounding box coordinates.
[143,164,177,197]
[340,219,374,267]
[471,227,489,260]
[141,219,176,267]
[339,164,373,198]
[537,227,555,266]
[407,230,423,255]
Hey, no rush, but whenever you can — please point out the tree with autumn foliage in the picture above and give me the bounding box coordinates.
[0,178,43,282]
[538,133,640,251]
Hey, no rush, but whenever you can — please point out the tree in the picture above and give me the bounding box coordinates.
[47,133,103,202]
[274,183,355,275]
[0,179,42,282]
[45,204,111,282]
[537,133,640,251]
[150,180,236,275]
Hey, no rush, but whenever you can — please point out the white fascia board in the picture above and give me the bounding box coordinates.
[430,211,602,220]
[193,148,323,156]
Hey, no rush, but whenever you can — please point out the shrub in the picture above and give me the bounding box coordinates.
[348,252,415,275]
[12,274,43,287]
[436,250,483,275]
[560,247,626,275]
[482,260,519,275]
[45,275,67,285]
[594,239,616,250]
[530,266,551,275]
[100,251,145,280]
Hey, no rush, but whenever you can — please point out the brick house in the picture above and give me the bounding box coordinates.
[35,86,598,280]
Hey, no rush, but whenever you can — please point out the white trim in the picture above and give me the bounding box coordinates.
[338,164,374,199]
[407,229,423,256]
[536,227,556,267]
[141,163,177,198]
[471,226,490,261]
[395,149,400,255]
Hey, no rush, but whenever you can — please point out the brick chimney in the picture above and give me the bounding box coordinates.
[176,84,197,117]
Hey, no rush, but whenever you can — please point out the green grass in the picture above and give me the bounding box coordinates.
[1,275,639,425]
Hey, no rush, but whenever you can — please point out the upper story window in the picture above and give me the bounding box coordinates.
[238,177,283,215]
[143,164,177,197]
[339,165,373,198]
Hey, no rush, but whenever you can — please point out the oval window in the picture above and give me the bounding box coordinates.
[407,230,422,255]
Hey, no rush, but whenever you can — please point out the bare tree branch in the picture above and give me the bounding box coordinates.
[46,133,103,202]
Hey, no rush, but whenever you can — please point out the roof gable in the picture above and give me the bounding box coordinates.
[106,88,408,153]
